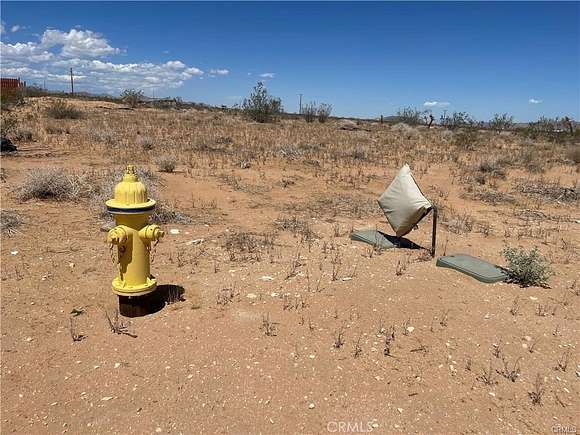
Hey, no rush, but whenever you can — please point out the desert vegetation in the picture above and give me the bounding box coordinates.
[0,90,578,434]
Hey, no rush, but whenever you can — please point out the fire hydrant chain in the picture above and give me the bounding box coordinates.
[109,242,116,264]
[150,239,159,264]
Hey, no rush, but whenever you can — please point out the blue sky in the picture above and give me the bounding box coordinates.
[1,1,578,121]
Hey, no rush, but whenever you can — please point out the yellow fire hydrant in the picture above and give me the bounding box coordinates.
[106,165,164,316]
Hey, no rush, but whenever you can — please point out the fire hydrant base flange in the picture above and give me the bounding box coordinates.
[112,276,157,297]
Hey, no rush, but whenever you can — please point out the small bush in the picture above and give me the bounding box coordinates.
[242,82,283,123]
[156,155,177,173]
[136,135,154,150]
[502,246,553,288]
[45,100,83,119]
[489,113,514,132]
[565,146,580,164]
[477,159,506,178]
[16,168,94,201]
[0,113,18,137]
[88,127,115,145]
[121,89,144,108]
[396,107,424,126]
[317,103,332,123]
[440,111,476,130]
[152,201,192,224]
[1,210,23,235]
[45,122,69,135]
[452,127,480,150]
[302,102,317,123]
[523,116,571,143]
[13,127,33,142]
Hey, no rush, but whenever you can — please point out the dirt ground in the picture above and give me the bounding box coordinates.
[1,98,579,434]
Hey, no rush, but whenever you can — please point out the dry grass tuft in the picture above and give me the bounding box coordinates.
[515,179,578,203]
[45,100,83,119]
[16,168,96,201]
[1,209,23,235]
[156,155,177,172]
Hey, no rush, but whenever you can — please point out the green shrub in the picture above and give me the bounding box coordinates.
[45,100,83,119]
[242,82,282,123]
[501,246,552,288]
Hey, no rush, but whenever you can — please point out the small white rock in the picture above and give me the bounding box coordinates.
[169,229,180,235]
[308,403,315,409]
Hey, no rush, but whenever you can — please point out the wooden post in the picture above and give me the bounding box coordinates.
[431,206,438,257]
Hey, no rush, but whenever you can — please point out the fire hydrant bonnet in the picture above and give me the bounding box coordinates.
[106,165,156,213]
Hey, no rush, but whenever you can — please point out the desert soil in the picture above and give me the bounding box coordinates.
[1,98,579,434]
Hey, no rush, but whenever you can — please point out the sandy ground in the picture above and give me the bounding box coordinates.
[1,98,579,434]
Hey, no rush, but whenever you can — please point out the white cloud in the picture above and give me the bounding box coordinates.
[11,25,21,33]
[41,29,120,58]
[0,22,5,35]
[423,101,450,108]
[210,68,229,76]
[0,42,54,63]
[529,98,542,104]
[0,27,219,93]
[259,72,275,79]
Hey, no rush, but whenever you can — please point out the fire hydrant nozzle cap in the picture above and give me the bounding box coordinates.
[105,164,156,213]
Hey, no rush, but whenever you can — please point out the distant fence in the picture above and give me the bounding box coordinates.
[1,78,26,90]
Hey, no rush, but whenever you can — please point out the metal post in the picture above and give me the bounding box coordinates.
[70,68,74,96]
[431,206,438,257]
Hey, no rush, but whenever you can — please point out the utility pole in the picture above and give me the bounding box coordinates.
[70,68,74,96]
[299,94,303,114]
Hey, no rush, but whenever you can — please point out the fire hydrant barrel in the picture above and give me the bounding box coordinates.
[106,165,163,317]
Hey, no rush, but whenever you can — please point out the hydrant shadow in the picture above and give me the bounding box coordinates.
[157,284,186,305]
[119,284,186,318]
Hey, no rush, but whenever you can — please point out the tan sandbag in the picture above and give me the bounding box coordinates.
[378,164,432,237]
